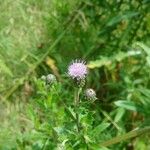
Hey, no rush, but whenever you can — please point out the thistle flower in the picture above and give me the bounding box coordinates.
[85,88,97,100]
[68,59,88,80]
[46,74,56,84]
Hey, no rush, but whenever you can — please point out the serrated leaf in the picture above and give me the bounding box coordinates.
[65,106,76,121]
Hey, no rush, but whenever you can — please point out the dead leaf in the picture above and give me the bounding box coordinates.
[46,57,61,81]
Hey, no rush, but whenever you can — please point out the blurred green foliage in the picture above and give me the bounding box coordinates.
[0,0,150,149]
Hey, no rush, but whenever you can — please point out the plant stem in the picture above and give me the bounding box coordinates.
[74,87,82,132]
[41,137,50,150]
[100,126,150,147]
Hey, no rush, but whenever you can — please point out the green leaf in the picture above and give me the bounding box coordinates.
[88,50,141,69]
[114,108,125,123]
[136,42,150,66]
[136,42,150,56]
[0,59,13,76]
[88,57,112,69]
[92,122,110,135]
[114,100,144,113]
[53,126,65,135]
[138,88,150,99]
[65,106,76,121]
[107,11,139,26]
[90,144,110,150]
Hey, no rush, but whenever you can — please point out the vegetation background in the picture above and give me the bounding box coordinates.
[0,0,150,149]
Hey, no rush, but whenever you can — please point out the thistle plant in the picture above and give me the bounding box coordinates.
[27,54,150,150]
[67,59,89,132]
[31,59,98,149]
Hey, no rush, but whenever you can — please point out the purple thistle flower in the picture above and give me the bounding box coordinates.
[68,59,88,80]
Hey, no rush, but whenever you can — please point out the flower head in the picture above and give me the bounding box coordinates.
[68,59,88,80]
[46,74,56,84]
[85,88,97,100]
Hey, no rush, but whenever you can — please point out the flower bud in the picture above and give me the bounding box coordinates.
[41,75,46,81]
[46,74,57,85]
[85,88,97,100]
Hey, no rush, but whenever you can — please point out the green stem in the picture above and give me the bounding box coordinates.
[74,87,82,132]
[41,137,50,150]
[100,126,150,147]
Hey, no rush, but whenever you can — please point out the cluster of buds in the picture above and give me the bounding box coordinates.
[40,59,97,101]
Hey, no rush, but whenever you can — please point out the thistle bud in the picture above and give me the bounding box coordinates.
[41,75,46,81]
[46,74,57,85]
[85,88,97,101]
